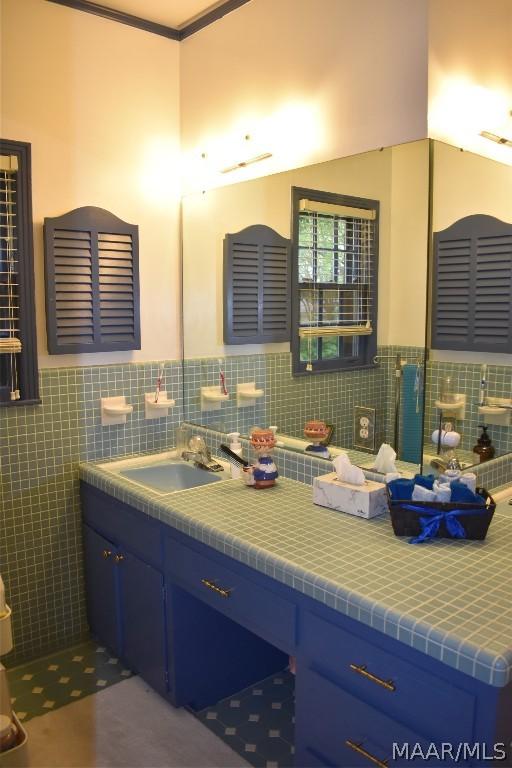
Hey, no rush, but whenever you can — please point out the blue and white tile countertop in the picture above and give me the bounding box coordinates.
[79,458,512,688]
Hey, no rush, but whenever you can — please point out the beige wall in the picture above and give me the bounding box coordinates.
[389,140,429,347]
[180,0,428,191]
[428,0,512,166]
[0,0,181,367]
[182,141,429,358]
[432,141,512,232]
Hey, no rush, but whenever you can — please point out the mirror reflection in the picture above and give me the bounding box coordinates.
[182,140,430,473]
[423,140,512,472]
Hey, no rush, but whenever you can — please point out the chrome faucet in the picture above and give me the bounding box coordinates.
[430,455,462,472]
[181,436,223,472]
[181,435,209,463]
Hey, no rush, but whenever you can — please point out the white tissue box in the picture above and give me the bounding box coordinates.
[313,472,388,519]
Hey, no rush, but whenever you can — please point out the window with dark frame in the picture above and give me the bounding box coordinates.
[291,187,379,375]
[0,139,39,405]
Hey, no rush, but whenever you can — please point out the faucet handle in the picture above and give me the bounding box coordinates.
[190,435,213,461]
[189,435,206,452]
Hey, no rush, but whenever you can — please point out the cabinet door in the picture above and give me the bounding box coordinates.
[120,550,168,696]
[82,525,121,655]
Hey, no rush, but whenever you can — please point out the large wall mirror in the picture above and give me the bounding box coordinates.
[181,140,430,474]
[423,140,512,472]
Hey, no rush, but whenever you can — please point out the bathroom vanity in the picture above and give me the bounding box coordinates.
[79,462,512,767]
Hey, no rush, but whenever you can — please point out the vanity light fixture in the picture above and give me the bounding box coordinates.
[479,130,512,148]
[221,152,273,174]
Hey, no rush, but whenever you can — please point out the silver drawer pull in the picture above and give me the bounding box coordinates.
[346,739,388,768]
[349,663,396,692]
[201,578,232,599]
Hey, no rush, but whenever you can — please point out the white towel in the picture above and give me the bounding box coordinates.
[374,443,397,474]
[412,485,437,502]
[332,453,366,486]
[433,480,452,503]
[460,473,477,493]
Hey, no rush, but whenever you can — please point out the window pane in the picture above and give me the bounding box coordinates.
[300,336,318,362]
[336,219,346,247]
[321,338,339,359]
[322,289,340,325]
[317,216,334,248]
[298,214,313,246]
[299,289,318,324]
[298,247,313,282]
[336,252,346,283]
[343,336,360,357]
[317,250,334,282]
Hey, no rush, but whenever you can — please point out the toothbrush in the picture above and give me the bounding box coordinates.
[219,444,250,467]
[218,359,228,396]
[414,361,423,413]
[154,362,165,403]
[479,364,487,406]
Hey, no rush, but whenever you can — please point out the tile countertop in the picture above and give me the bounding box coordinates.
[79,462,512,688]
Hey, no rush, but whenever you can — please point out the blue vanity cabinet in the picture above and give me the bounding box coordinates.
[295,606,512,768]
[164,534,297,653]
[80,481,512,767]
[164,532,293,710]
[82,524,122,657]
[80,484,169,698]
[118,550,168,697]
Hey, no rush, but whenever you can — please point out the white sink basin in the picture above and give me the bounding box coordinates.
[98,450,231,494]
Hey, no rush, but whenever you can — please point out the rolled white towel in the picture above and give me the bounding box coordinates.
[412,484,437,502]
[460,473,477,493]
[431,429,461,449]
[433,480,452,503]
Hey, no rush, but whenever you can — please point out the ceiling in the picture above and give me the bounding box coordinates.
[89,0,229,29]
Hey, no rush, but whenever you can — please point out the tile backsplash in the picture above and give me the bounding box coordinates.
[184,346,425,456]
[424,359,512,457]
[1,361,182,666]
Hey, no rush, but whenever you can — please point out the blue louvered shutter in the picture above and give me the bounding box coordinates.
[44,206,140,354]
[431,215,512,353]
[224,225,291,344]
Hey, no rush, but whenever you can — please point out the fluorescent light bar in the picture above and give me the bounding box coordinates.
[480,130,512,148]
[221,152,272,174]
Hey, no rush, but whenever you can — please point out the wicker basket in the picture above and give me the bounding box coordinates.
[386,487,495,541]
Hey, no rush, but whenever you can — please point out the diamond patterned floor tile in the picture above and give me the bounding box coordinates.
[7,640,133,723]
[195,669,294,768]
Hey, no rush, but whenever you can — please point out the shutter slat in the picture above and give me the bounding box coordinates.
[224,224,290,344]
[45,206,140,353]
[432,215,512,352]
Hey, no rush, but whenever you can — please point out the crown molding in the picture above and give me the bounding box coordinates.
[46,0,252,40]
[179,0,251,39]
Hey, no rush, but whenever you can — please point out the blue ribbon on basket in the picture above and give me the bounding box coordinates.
[400,504,487,544]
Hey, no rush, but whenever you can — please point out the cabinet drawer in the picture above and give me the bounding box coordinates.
[165,538,296,652]
[81,483,162,568]
[301,611,475,744]
[296,668,458,767]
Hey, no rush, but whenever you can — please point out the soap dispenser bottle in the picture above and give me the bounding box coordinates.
[473,425,495,463]
[227,432,243,479]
